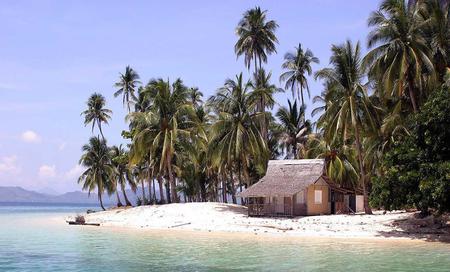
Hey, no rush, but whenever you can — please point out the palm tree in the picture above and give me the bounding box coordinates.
[276,99,312,159]
[189,87,204,107]
[235,6,278,74]
[78,137,115,211]
[249,68,281,141]
[315,40,378,214]
[280,43,319,106]
[208,73,267,196]
[129,78,195,203]
[364,0,435,112]
[420,0,450,82]
[114,66,141,112]
[111,144,136,206]
[81,93,112,140]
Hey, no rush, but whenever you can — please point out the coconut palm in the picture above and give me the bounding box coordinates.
[235,6,278,73]
[111,144,136,206]
[364,0,435,112]
[249,68,281,141]
[280,43,319,106]
[81,93,112,140]
[208,73,267,195]
[276,99,312,159]
[78,137,115,211]
[315,40,378,214]
[129,78,195,203]
[114,66,141,112]
[189,87,204,107]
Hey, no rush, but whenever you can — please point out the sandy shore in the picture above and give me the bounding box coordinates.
[68,202,450,241]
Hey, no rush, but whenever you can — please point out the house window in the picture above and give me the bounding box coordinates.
[314,190,322,204]
[296,191,305,204]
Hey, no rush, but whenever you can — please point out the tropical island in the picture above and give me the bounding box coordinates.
[73,0,450,241]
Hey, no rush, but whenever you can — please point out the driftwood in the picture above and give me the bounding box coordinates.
[67,221,100,226]
[169,222,191,228]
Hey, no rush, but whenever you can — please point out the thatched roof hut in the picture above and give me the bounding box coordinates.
[239,159,363,217]
[238,159,325,198]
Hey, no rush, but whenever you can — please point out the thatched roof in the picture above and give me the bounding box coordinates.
[238,159,325,198]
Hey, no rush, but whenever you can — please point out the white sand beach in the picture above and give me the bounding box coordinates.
[68,202,450,241]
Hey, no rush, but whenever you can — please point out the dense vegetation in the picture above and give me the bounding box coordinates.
[79,0,450,214]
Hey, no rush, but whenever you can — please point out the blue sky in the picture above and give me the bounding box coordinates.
[0,0,379,193]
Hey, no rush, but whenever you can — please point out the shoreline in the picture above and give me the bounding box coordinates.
[67,202,450,243]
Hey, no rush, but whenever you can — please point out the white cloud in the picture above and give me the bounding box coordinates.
[38,164,56,179]
[64,164,84,180]
[0,155,20,174]
[21,130,41,143]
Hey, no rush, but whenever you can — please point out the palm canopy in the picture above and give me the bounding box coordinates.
[78,136,115,210]
[235,6,278,72]
[81,93,112,139]
[128,78,197,203]
[280,43,319,106]
[208,73,267,182]
[363,0,435,112]
[276,99,312,159]
[315,40,378,214]
[114,66,141,112]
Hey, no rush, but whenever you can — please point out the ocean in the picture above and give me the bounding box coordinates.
[0,203,449,272]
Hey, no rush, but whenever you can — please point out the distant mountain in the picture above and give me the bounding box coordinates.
[0,186,161,205]
[0,186,112,204]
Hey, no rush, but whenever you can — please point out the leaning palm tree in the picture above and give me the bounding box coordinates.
[114,66,141,112]
[280,43,319,106]
[364,0,435,112]
[78,137,115,211]
[235,6,278,74]
[276,99,312,159]
[315,40,378,214]
[81,93,112,140]
[208,73,267,196]
[249,68,281,141]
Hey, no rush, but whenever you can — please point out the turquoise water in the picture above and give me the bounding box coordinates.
[0,204,449,271]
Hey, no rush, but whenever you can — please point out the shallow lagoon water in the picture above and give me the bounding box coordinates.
[0,204,449,272]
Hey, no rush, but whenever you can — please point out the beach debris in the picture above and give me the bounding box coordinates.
[169,222,191,228]
[67,215,100,226]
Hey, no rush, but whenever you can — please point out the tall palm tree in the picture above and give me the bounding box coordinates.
[208,73,267,195]
[249,68,281,141]
[111,144,136,206]
[280,43,319,106]
[129,78,195,203]
[364,0,435,112]
[78,137,115,211]
[276,99,312,159]
[315,40,378,214]
[114,66,141,112]
[189,87,204,107]
[81,93,112,140]
[235,6,278,74]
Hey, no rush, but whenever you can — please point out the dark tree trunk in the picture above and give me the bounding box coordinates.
[165,181,171,204]
[152,178,157,203]
[222,177,227,203]
[141,180,146,203]
[98,189,105,211]
[167,158,179,203]
[115,190,123,207]
[121,181,133,206]
[158,176,165,204]
[230,170,236,204]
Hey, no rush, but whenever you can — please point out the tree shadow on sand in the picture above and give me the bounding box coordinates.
[375,213,450,243]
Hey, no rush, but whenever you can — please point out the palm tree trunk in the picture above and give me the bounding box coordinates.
[230,170,236,204]
[300,84,305,108]
[238,162,245,205]
[353,123,372,214]
[98,189,105,211]
[167,158,179,203]
[115,190,123,207]
[152,178,157,203]
[158,176,165,204]
[222,177,227,203]
[98,123,105,141]
[121,181,132,206]
[408,81,418,113]
[141,180,146,203]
